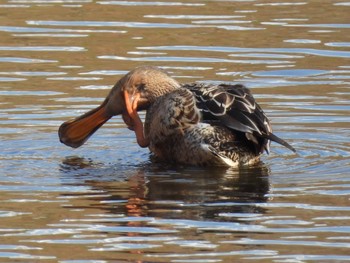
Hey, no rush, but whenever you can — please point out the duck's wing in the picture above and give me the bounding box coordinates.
[184,83,296,154]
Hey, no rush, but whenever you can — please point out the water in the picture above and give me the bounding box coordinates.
[0,0,350,262]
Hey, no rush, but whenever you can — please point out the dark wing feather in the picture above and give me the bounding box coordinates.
[184,83,295,154]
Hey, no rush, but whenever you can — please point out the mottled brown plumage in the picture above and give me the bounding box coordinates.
[59,66,295,166]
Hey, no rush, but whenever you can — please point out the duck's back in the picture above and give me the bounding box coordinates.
[143,88,260,166]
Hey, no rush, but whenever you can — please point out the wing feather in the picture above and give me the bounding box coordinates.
[184,83,295,154]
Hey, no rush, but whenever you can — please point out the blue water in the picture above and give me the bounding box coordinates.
[0,0,350,262]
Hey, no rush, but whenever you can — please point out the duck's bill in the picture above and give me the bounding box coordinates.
[58,84,149,148]
[58,99,112,148]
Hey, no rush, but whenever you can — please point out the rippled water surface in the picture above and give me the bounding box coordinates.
[1,0,350,262]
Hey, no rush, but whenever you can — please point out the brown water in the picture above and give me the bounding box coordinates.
[1,0,350,262]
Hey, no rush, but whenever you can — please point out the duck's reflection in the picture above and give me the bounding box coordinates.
[60,156,270,221]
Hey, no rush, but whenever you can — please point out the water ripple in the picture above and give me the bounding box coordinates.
[284,23,350,28]
[0,71,66,76]
[255,2,307,6]
[0,46,85,52]
[0,57,57,63]
[0,1,349,262]
[97,1,205,6]
[27,20,199,29]
[0,26,126,34]
[98,55,292,64]
[139,45,350,58]
[144,15,245,19]
[9,0,91,3]
[224,238,350,248]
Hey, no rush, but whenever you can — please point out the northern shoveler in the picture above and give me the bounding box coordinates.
[59,66,295,166]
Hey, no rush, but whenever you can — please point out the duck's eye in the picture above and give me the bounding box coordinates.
[137,83,146,91]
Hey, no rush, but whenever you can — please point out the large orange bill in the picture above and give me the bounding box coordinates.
[58,100,111,148]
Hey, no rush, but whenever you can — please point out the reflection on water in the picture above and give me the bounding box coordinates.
[1,0,350,262]
[54,157,272,258]
[60,156,270,220]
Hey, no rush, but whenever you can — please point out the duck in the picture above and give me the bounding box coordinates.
[58,66,295,166]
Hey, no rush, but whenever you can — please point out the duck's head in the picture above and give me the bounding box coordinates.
[105,66,181,116]
[58,66,180,148]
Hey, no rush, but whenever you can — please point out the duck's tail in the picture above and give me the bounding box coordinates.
[266,132,296,153]
[58,100,111,148]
